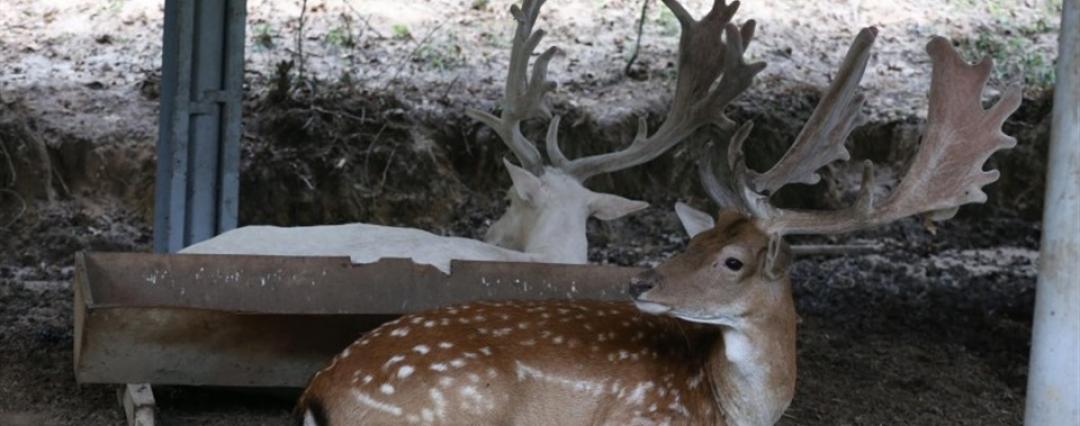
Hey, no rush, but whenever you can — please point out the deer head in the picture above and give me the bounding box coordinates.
[632,211,792,323]
[470,0,764,262]
[483,159,648,262]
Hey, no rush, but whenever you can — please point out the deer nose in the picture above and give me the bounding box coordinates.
[628,270,660,298]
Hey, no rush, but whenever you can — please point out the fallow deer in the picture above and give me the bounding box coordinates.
[182,0,761,274]
[295,8,1021,426]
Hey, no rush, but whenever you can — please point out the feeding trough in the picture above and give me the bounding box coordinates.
[73,252,641,389]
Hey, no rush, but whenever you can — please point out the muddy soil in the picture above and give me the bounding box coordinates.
[0,0,1060,424]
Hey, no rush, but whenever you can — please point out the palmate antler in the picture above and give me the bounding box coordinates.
[465,0,558,176]
[471,0,765,182]
[744,28,876,195]
[703,28,1022,237]
[700,27,877,216]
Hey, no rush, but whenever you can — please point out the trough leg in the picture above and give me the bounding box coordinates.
[119,383,156,426]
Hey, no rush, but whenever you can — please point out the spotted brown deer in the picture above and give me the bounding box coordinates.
[181,0,761,273]
[296,10,1020,426]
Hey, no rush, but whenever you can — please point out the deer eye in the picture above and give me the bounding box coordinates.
[723,258,744,271]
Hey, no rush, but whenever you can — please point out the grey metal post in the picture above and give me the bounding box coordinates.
[153,0,246,253]
[1025,1,1080,424]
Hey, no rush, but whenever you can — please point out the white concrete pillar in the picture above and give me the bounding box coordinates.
[1024,1,1080,424]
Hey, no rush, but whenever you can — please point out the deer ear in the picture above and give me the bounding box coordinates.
[675,202,715,237]
[590,193,649,221]
[503,158,543,203]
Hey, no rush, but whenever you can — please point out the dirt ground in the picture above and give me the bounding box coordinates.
[0,0,1061,424]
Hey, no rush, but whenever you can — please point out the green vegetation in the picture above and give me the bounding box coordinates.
[325,26,356,49]
[654,7,679,37]
[106,0,125,15]
[252,21,275,50]
[324,13,358,49]
[471,0,490,11]
[950,0,1022,21]
[1043,0,1063,14]
[947,0,1059,89]
[392,24,412,41]
[956,31,1055,89]
[950,0,1061,26]
[415,33,465,70]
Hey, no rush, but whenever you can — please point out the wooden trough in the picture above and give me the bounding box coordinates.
[73,252,642,388]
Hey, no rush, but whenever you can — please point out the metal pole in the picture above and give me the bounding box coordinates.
[153,0,246,253]
[1025,1,1080,424]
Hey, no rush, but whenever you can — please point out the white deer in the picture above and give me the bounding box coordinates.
[182,0,763,273]
[295,18,1021,425]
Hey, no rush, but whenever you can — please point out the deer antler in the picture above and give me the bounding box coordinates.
[742,34,1021,235]
[697,123,754,213]
[700,28,876,218]
[547,0,766,182]
[466,0,559,175]
[746,27,877,195]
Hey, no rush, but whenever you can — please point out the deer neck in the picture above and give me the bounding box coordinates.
[521,206,588,264]
[487,191,588,264]
[703,283,797,426]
